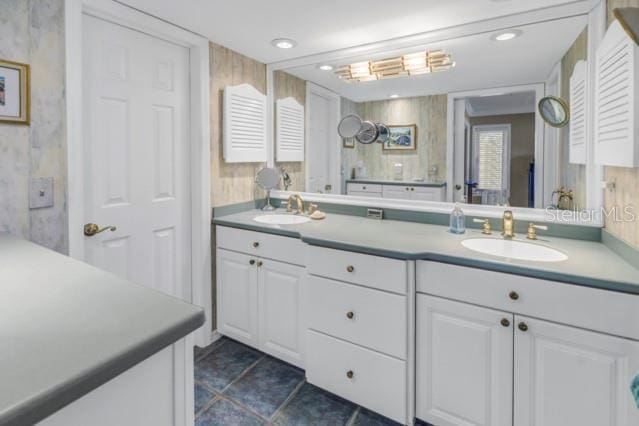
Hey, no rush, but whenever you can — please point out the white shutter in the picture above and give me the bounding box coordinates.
[594,20,639,167]
[276,97,305,162]
[223,84,267,163]
[569,60,587,164]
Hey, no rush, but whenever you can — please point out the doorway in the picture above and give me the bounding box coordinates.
[66,1,212,347]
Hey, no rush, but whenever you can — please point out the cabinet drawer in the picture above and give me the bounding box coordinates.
[306,330,406,424]
[305,276,407,359]
[347,190,382,198]
[417,261,639,340]
[307,246,407,294]
[216,226,305,266]
[347,183,382,193]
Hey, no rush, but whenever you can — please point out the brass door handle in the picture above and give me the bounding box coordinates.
[501,318,511,327]
[346,265,355,273]
[518,322,529,332]
[346,370,354,379]
[346,311,355,320]
[84,223,116,237]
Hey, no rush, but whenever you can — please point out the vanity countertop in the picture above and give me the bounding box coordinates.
[214,209,639,295]
[346,179,446,188]
[0,235,204,425]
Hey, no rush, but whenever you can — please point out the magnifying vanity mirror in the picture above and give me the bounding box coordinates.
[255,167,281,211]
[269,6,602,221]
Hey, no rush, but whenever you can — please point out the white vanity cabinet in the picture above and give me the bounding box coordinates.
[416,261,639,426]
[304,245,414,424]
[216,226,305,367]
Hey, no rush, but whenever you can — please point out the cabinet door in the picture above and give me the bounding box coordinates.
[417,294,514,426]
[258,259,305,367]
[411,187,444,202]
[216,249,258,347]
[514,316,639,426]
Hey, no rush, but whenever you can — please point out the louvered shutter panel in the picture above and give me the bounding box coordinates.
[569,60,587,164]
[276,97,305,162]
[223,84,268,163]
[594,20,639,167]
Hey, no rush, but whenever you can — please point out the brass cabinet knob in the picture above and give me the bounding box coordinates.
[410,187,415,191]
[257,261,263,267]
[405,187,410,191]
[346,311,355,319]
[84,223,116,237]
[501,318,511,327]
[249,259,256,265]
[346,265,355,273]
[253,242,260,248]
[518,322,528,332]
[346,370,354,379]
[509,291,519,301]
[362,186,366,190]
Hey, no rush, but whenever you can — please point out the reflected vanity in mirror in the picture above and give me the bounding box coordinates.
[269,7,600,220]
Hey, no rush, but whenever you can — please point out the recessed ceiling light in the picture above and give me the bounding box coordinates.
[491,30,522,42]
[389,94,399,99]
[317,64,333,71]
[271,38,297,49]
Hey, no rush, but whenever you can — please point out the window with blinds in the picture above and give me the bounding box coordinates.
[472,125,511,191]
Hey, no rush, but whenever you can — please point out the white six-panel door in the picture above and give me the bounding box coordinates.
[417,294,514,426]
[82,14,190,300]
[258,259,304,367]
[514,316,639,426]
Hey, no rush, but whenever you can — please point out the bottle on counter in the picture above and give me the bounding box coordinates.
[449,202,466,234]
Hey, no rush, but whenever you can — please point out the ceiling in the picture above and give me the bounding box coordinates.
[284,16,587,102]
[117,0,590,64]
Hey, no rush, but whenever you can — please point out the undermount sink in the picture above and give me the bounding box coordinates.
[253,214,311,225]
[461,238,568,262]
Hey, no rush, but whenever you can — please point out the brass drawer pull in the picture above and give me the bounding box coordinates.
[249,259,256,265]
[501,318,511,327]
[518,322,528,332]
[346,370,354,379]
[253,242,260,248]
[346,311,355,320]
[346,265,355,273]
[257,261,263,267]
[509,291,519,301]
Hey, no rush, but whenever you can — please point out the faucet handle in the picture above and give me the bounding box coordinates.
[307,203,319,215]
[527,223,548,240]
[473,218,492,235]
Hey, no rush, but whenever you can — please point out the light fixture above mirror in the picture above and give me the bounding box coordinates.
[335,50,455,82]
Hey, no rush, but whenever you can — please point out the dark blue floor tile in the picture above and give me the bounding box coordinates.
[195,337,229,362]
[414,419,434,426]
[352,407,401,426]
[195,339,262,391]
[196,398,265,426]
[195,383,216,414]
[272,383,357,426]
[224,356,305,419]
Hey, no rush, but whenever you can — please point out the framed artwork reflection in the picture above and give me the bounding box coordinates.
[0,59,30,125]
[384,125,417,151]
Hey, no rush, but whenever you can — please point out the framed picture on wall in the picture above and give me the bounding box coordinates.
[342,137,355,149]
[0,59,30,125]
[384,125,417,151]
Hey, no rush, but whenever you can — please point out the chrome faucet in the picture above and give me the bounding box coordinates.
[286,194,304,214]
[502,210,514,239]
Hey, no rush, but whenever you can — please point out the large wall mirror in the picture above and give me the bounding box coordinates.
[269,4,603,221]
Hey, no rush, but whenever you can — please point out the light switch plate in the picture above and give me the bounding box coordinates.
[29,177,54,209]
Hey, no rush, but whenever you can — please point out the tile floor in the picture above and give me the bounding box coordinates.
[193,337,404,426]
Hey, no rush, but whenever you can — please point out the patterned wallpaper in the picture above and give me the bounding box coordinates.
[0,0,67,253]
[210,42,267,207]
[341,95,448,184]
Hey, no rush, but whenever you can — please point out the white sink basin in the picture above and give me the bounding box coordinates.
[461,238,568,262]
[253,214,311,225]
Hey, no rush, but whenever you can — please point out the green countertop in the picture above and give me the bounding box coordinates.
[214,209,639,295]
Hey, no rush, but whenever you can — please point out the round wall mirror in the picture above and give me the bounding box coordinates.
[255,167,281,211]
[338,114,364,138]
[538,96,570,128]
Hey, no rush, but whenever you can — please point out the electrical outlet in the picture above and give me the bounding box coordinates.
[29,177,54,209]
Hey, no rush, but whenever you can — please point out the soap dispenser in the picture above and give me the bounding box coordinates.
[449,199,466,234]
